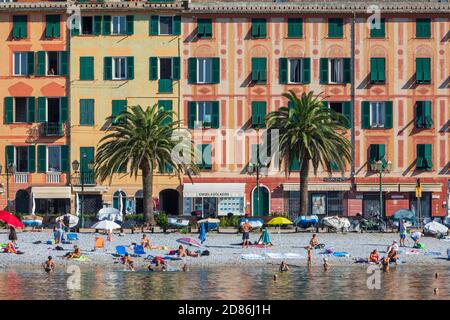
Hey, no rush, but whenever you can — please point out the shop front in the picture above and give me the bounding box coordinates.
[31,187,71,215]
[183,183,246,217]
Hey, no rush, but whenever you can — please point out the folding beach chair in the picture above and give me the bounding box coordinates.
[95,237,104,249]
[67,233,79,241]
[134,245,145,255]
[115,245,128,255]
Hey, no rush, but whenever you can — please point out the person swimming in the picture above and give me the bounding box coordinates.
[279,261,290,272]
[43,256,55,273]
[323,258,331,271]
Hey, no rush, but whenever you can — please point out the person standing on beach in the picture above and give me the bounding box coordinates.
[241,220,252,248]
[8,226,17,246]
[398,219,407,247]
[55,219,64,244]
[307,245,313,267]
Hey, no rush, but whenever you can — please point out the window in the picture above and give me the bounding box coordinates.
[188,57,220,84]
[47,146,61,172]
[328,18,343,38]
[370,102,386,128]
[251,18,267,38]
[416,18,431,38]
[37,97,68,130]
[361,101,393,129]
[12,15,27,39]
[46,52,59,75]
[35,51,68,76]
[251,101,266,128]
[319,58,351,84]
[197,19,212,39]
[45,15,60,38]
[197,58,213,83]
[80,99,94,126]
[15,98,28,123]
[113,57,127,80]
[370,18,385,38]
[197,144,212,170]
[159,16,173,35]
[251,58,267,84]
[6,146,36,173]
[279,58,310,84]
[324,101,352,128]
[370,57,386,84]
[79,56,94,80]
[81,16,93,35]
[287,18,302,38]
[415,101,433,129]
[329,59,344,83]
[112,100,127,125]
[13,52,29,76]
[159,58,172,79]
[369,144,386,164]
[416,144,432,171]
[112,16,126,35]
[416,58,431,84]
[16,146,29,172]
[188,101,219,129]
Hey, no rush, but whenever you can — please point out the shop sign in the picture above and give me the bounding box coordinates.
[323,177,351,182]
[391,195,405,199]
[432,195,440,199]
[197,192,237,197]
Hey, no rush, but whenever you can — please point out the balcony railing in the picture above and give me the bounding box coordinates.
[72,172,96,185]
[14,173,28,184]
[41,122,65,137]
[46,172,61,184]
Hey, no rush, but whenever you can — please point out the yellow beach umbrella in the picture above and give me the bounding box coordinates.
[267,217,293,235]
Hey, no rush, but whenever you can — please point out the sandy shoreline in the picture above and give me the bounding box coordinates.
[0,230,449,270]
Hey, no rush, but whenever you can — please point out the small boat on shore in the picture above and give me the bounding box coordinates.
[168,217,190,228]
[22,215,43,228]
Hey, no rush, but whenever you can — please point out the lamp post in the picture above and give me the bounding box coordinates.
[370,159,392,218]
[72,154,94,229]
[0,163,16,212]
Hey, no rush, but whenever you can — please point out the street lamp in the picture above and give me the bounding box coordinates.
[72,154,94,229]
[0,163,16,212]
[370,159,392,218]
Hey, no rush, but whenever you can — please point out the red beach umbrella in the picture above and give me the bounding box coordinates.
[0,210,24,229]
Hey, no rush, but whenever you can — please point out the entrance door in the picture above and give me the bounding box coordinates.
[363,193,384,218]
[159,189,179,215]
[252,186,269,216]
[203,197,217,218]
[15,190,30,214]
[410,192,431,221]
[80,147,95,184]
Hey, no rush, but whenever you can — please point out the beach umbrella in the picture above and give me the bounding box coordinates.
[176,237,202,248]
[267,217,293,234]
[197,218,220,224]
[91,220,121,230]
[0,210,24,229]
[56,214,79,228]
[392,209,416,222]
[198,223,206,244]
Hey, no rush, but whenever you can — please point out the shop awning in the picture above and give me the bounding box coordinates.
[356,184,400,192]
[283,183,352,192]
[399,183,442,192]
[31,187,71,199]
[72,186,108,193]
[183,183,246,197]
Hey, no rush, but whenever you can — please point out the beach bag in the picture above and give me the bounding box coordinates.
[417,242,424,249]
[54,246,64,251]
[201,250,210,256]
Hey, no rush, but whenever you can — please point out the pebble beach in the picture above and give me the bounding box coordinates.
[1,229,449,270]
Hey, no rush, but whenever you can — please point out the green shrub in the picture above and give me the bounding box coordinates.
[219,216,239,227]
[155,212,168,228]
[124,214,144,222]
[180,227,189,234]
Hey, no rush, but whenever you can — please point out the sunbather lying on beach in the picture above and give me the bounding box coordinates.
[4,241,17,254]
[141,235,151,250]
[368,250,380,264]
[177,245,186,257]
[43,256,55,273]
[64,245,81,259]
[122,254,135,271]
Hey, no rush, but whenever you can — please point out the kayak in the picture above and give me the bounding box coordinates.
[22,220,43,227]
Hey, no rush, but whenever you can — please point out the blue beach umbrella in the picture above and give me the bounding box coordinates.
[199,223,206,244]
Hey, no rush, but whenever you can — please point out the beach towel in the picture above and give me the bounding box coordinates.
[332,252,350,257]
[424,251,442,256]
[265,253,304,259]
[72,255,89,262]
[241,253,265,260]
[67,233,79,241]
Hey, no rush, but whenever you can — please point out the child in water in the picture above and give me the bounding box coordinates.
[43,256,55,273]
[323,258,331,271]
[122,254,135,271]
[279,261,290,272]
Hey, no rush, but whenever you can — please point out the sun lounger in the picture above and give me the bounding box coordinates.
[67,233,79,241]
[115,246,128,255]
[134,245,145,255]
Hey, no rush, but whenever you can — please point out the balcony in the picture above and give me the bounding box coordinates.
[40,122,65,137]
[14,173,28,184]
[46,172,61,184]
[71,172,96,186]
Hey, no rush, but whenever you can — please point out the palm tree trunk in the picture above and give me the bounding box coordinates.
[299,159,310,215]
[142,161,155,226]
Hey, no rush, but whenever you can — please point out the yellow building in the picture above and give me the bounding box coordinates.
[69,1,184,216]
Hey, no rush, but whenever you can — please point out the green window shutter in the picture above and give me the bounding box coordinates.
[36,51,46,76]
[126,15,134,35]
[158,100,173,125]
[212,58,220,84]
[45,15,53,38]
[370,58,385,83]
[188,101,196,129]
[369,144,378,163]
[279,58,287,84]
[188,58,197,84]
[361,101,370,129]
[60,97,68,122]
[343,58,351,83]
[80,147,95,181]
[104,57,112,80]
[27,97,35,123]
[61,145,69,173]
[103,15,111,35]
[370,18,385,38]
[150,16,159,35]
[126,57,134,80]
[252,102,266,128]
[343,101,352,128]
[422,58,431,83]
[13,15,27,39]
[322,101,329,108]
[378,144,386,161]
[415,101,424,128]
[370,58,378,83]
[290,156,300,171]
[260,58,267,82]
[28,145,36,173]
[252,19,266,38]
[158,79,173,93]
[204,19,212,38]
[37,97,46,122]
[287,18,302,38]
[378,58,385,83]
[112,100,127,125]
[80,57,94,80]
[252,58,267,83]
[149,57,158,80]
[198,19,212,38]
[211,101,220,129]
[47,15,60,38]
[173,16,181,35]
[384,101,393,129]
[328,18,343,38]
[423,101,433,128]
[172,57,180,80]
[416,144,424,169]
[259,19,267,38]
[6,146,14,167]
[251,58,258,82]
[319,58,328,84]
[80,99,95,126]
[330,161,339,171]
[37,145,46,173]
[4,97,13,124]
[424,144,432,170]
[60,51,69,76]
[251,102,259,127]
[93,16,102,35]
[302,58,311,84]
[27,52,34,75]
[416,18,431,38]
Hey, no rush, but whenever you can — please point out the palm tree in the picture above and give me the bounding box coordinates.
[266,91,352,216]
[95,104,198,225]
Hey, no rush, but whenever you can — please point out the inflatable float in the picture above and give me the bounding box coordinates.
[294,215,319,229]
[22,215,43,227]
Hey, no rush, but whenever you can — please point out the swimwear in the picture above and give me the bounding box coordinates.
[242,232,250,240]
